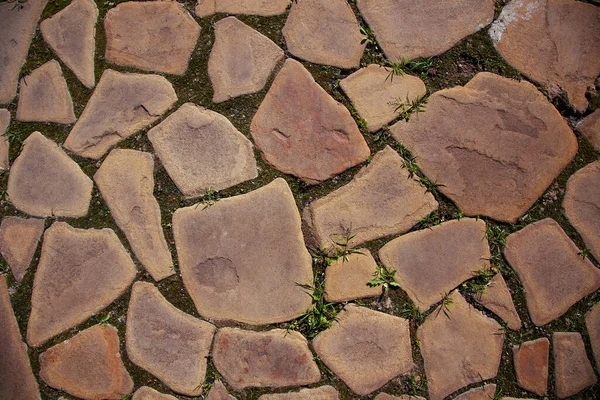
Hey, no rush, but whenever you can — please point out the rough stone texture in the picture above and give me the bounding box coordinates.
[133,386,178,400]
[512,338,549,396]
[259,386,339,399]
[283,0,364,69]
[94,149,174,281]
[195,0,289,17]
[324,249,382,302]
[39,324,133,399]
[250,59,370,184]
[206,381,236,400]
[212,328,320,390]
[105,1,200,75]
[379,218,490,312]
[0,217,44,283]
[208,17,283,103]
[173,178,312,325]
[475,273,522,330]
[587,303,600,370]
[577,109,600,151]
[553,332,598,398]
[40,0,98,88]
[64,69,177,159]
[391,72,578,223]
[340,65,427,132]
[357,0,494,61]
[126,282,216,396]
[454,385,497,400]
[7,131,93,218]
[490,0,600,112]
[417,291,504,400]
[504,218,600,326]
[374,395,426,400]
[0,109,8,173]
[16,60,76,124]
[148,103,257,198]
[27,222,137,347]
[302,146,437,250]
[312,305,413,395]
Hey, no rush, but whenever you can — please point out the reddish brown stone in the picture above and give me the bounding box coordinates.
[586,302,600,370]
[133,386,178,400]
[577,109,600,151]
[553,332,598,398]
[195,0,289,17]
[512,338,549,395]
[206,381,236,400]
[258,386,339,399]
[0,216,44,283]
[374,395,425,400]
[454,385,497,400]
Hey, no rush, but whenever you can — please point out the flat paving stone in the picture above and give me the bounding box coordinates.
[206,381,236,400]
[7,131,93,218]
[512,338,549,396]
[454,384,497,400]
[40,0,98,88]
[340,65,426,132]
[553,332,598,398]
[208,16,283,103]
[374,395,426,400]
[577,109,600,151]
[212,327,321,391]
[302,146,437,250]
[391,72,577,223]
[105,1,200,75]
[126,282,216,396]
[250,59,369,184]
[133,386,178,400]
[195,0,289,17]
[586,302,600,370]
[312,305,413,395]
[379,218,490,312]
[0,216,44,283]
[475,273,522,330]
[417,291,504,400]
[324,249,382,302]
[0,109,8,173]
[148,103,257,198]
[39,324,133,400]
[95,149,174,281]
[64,69,177,159]
[173,178,312,325]
[504,218,600,326]
[259,386,339,399]
[27,222,137,347]
[490,0,600,112]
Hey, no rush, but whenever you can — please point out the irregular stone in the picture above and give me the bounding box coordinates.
[312,305,413,395]
[357,0,494,61]
[475,273,522,330]
[374,395,426,400]
[490,0,600,112]
[340,65,426,132]
[250,59,369,184]
[195,0,289,17]
[39,324,133,399]
[64,69,177,159]
[0,109,8,172]
[553,332,598,398]
[379,218,490,312]
[27,222,137,347]
[16,60,76,124]
[454,385,497,400]
[126,282,216,396]
[173,179,312,324]
[512,338,549,396]
[133,386,178,400]
[259,386,339,399]
[212,328,320,390]
[148,103,257,198]
[208,17,283,103]
[586,303,600,370]
[577,109,600,151]
[324,249,381,302]
[94,149,174,281]
[105,1,200,75]
[0,217,44,283]
[390,72,577,223]
[206,381,236,400]
[504,218,600,326]
[7,131,93,218]
[302,146,437,250]
[417,291,504,400]
[283,0,364,69]
[40,0,98,88]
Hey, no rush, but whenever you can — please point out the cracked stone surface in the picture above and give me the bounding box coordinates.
[587,303,600,370]
[577,109,600,151]
[0,109,8,173]
[259,386,339,399]
[454,385,497,400]
[504,218,600,326]
[195,0,290,17]
[206,381,236,400]
[513,338,549,396]
[312,305,413,395]
[133,386,178,400]
[250,59,370,184]
[0,217,44,283]
[64,69,177,159]
[148,103,257,198]
[553,332,598,398]
[391,72,577,223]
[475,273,522,330]
[324,249,382,302]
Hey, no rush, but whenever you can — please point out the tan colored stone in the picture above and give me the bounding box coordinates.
[259,386,339,399]
[27,222,137,347]
[94,149,173,281]
[0,217,44,283]
[454,385,497,400]
[303,146,437,250]
[504,218,600,326]
[324,249,382,302]
[553,332,598,398]
[374,395,426,400]
[379,218,490,312]
[64,69,177,159]
[586,302,600,370]
[475,273,522,330]
[39,324,133,399]
[195,0,290,17]
[340,65,426,132]
[40,0,98,88]
[512,338,549,396]
[312,305,413,395]
[133,386,178,400]
[391,72,577,223]
[0,109,8,172]
[212,327,320,391]
[207,381,236,400]
[7,131,93,218]
[250,59,370,184]
[148,103,257,198]
[577,109,600,151]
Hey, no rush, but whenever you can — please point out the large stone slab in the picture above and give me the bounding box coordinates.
[148,103,257,198]
[64,69,177,159]
[27,222,137,347]
[0,216,44,283]
[206,381,236,400]
[454,385,497,400]
[513,338,549,396]
[553,332,597,398]
[324,249,382,302]
[475,273,522,330]
[504,218,600,326]
[250,59,369,184]
[173,178,312,325]
[133,386,178,400]
[0,109,8,173]
[312,305,413,395]
[391,72,577,223]
[587,302,600,370]
[195,0,289,17]
[259,386,339,399]
[577,109,600,151]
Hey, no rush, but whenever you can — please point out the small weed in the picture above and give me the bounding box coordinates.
[195,187,220,210]
[2,0,28,10]
[403,375,428,395]
[435,292,453,319]
[3,130,22,144]
[417,211,444,229]
[372,127,390,143]
[383,58,432,82]
[579,247,591,260]
[399,302,425,325]
[401,154,419,178]
[463,267,496,296]
[120,395,131,400]
[418,175,445,196]
[360,26,377,47]
[99,312,111,326]
[327,229,364,262]
[367,263,401,293]
[392,94,428,121]
[496,322,523,346]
